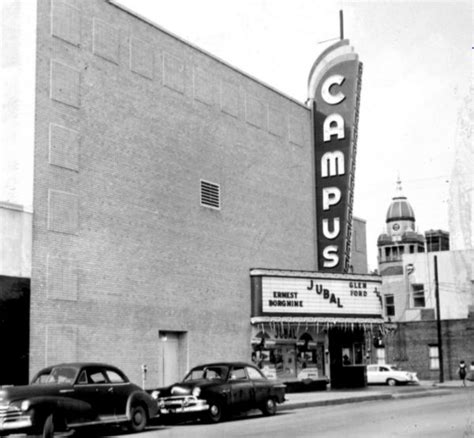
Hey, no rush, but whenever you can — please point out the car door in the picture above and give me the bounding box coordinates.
[229,366,255,411]
[75,366,116,420]
[103,366,131,419]
[377,365,391,383]
[366,365,378,384]
[246,365,268,407]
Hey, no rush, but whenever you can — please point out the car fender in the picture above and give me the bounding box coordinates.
[26,395,92,425]
[126,390,159,419]
[200,385,230,409]
[269,384,286,403]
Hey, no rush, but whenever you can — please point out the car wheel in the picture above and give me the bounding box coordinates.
[42,414,55,438]
[128,404,147,433]
[387,378,397,386]
[205,400,223,423]
[261,397,277,416]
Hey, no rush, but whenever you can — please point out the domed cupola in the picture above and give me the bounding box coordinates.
[384,178,417,238]
[386,178,415,223]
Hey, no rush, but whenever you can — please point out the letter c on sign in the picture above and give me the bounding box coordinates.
[323,245,339,268]
[321,75,346,105]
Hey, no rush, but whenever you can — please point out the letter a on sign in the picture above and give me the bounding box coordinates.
[323,114,345,142]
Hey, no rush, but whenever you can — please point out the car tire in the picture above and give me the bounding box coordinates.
[205,400,224,423]
[387,378,397,386]
[41,414,55,438]
[128,404,147,433]
[261,397,277,416]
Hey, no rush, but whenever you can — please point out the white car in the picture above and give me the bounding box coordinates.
[366,364,419,386]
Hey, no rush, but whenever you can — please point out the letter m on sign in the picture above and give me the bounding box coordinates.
[321,151,345,177]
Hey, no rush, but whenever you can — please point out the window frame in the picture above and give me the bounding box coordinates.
[412,283,425,308]
[429,345,439,370]
[385,294,395,317]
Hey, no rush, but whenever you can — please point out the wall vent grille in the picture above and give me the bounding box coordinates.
[200,180,220,210]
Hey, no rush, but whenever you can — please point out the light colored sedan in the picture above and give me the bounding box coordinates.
[366,364,419,386]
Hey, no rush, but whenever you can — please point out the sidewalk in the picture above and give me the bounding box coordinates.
[281,379,472,411]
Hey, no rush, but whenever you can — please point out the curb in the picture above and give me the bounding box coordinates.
[392,388,453,399]
[280,388,454,411]
[280,394,392,411]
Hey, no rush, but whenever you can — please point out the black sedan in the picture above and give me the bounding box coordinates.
[152,362,286,423]
[0,362,159,437]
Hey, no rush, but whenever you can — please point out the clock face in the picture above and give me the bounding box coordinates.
[392,223,400,231]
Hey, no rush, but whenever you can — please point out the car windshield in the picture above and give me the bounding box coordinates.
[389,366,400,371]
[183,366,228,382]
[32,366,79,385]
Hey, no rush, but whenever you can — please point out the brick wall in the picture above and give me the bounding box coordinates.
[384,316,474,380]
[30,0,316,385]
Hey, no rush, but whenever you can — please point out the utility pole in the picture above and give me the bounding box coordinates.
[434,255,444,383]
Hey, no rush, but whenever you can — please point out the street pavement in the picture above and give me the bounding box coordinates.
[281,378,473,411]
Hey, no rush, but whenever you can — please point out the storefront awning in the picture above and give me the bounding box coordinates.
[251,316,385,331]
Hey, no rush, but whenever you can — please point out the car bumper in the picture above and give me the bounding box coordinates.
[0,415,33,431]
[159,397,210,415]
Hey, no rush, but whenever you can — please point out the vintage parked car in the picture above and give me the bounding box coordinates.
[366,364,419,386]
[151,362,286,423]
[0,362,159,437]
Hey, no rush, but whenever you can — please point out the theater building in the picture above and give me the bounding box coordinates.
[0,0,382,388]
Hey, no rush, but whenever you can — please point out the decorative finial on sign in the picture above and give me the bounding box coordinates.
[339,10,344,40]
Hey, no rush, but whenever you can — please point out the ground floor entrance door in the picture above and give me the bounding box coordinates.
[160,331,182,386]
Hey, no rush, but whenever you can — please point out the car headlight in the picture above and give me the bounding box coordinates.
[192,387,201,397]
[20,400,30,411]
[151,390,160,400]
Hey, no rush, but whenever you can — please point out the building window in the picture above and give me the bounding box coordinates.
[200,180,220,210]
[385,295,395,317]
[412,284,425,307]
[429,345,439,370]
[342,343,364,366]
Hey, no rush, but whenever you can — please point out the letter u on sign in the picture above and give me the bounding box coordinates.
[322,218,340,239]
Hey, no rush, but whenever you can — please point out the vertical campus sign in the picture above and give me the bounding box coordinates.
[308,40,363,273]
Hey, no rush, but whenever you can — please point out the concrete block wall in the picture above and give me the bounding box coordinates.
[30,0,316,385]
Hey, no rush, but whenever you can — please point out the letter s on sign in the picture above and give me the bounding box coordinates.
[322,246,339,268]
[321,74,346,105]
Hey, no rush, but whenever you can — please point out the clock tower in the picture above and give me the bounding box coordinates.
[377,178,425,275]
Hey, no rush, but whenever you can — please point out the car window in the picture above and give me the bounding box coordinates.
[106,370,126,383]
[88,370,108,384]
[246,366,265,380]
[184,366,228,382]
[380,367,389,372]
[367,365,376,372]
[76,370,88,385]
[32,366,77,384]
[229,367,247,380]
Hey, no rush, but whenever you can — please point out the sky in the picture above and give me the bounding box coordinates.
[118,0,472,270]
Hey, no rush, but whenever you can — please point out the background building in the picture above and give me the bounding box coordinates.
[377,181,474,379]
[0,0,378,388]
